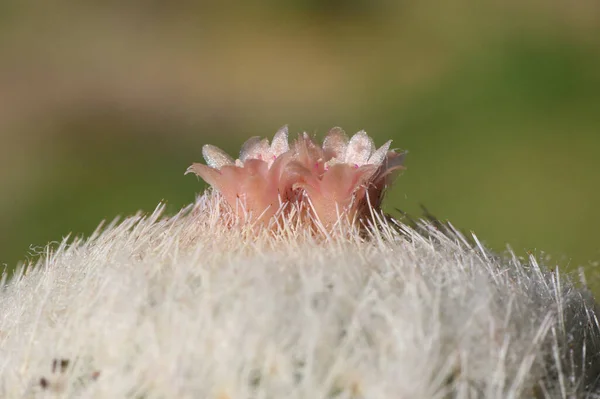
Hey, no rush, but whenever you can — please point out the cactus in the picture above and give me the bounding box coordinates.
[1,127,599,398]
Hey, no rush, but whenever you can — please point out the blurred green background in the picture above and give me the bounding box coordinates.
[1,1,599,286]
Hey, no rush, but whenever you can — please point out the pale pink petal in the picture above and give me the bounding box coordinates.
[268,149,292,181]
[294,133,325,175]
[240,136,271,162]
[323,158,341,170]
[202,144,235,169]
[322,127,348,160]
[286,161,320,190]
[320,164,377,202]
[214,161,277,220]
[319,164,358,201]
[369,151,407,201]
[214,165,247,204]
[345,131,375,166]
[185,163,222,188]
[367,140,392,166]
[382,151,406,174]
[238,158,269,177]
[298,165,375,227]
[268,151,296,201]
[270,126,290,158]
[236,159,278,217]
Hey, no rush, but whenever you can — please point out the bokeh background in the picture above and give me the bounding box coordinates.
[1,1,599,286]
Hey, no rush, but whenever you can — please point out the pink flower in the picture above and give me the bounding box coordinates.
[185,126,294,224]
[186,126,406,229]
[289,128,405,226]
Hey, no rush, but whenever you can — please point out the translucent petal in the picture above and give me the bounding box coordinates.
[345,131,374,166]
[271,126,290,157]
[385,150,406,171]
[323,127,349,160]
[367,140,392,165]
[240,137,270,162]
[201,145,234,169]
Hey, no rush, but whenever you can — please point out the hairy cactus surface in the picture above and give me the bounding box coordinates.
[1,128,599,398]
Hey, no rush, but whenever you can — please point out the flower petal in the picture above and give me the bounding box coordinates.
[345,130,375,166]
[235,159,279,219]
[320,163,377,202]
[202,144,235,169]
[294,133,325,175]
[268,151,296,201]
[367,140,392,166]
[371,151,407,190]
[286,160,320,189]
[384,150,407,173]
[271,125,290,158]
[240,136,271,162]
[322,127,348,160]
[185,162,222,187]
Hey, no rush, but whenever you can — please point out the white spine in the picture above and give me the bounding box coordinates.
[1,193,599,398]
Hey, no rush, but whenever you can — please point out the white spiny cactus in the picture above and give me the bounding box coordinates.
[1,128,599,398]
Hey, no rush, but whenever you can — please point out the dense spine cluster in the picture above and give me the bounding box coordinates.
[1,197,599,398]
